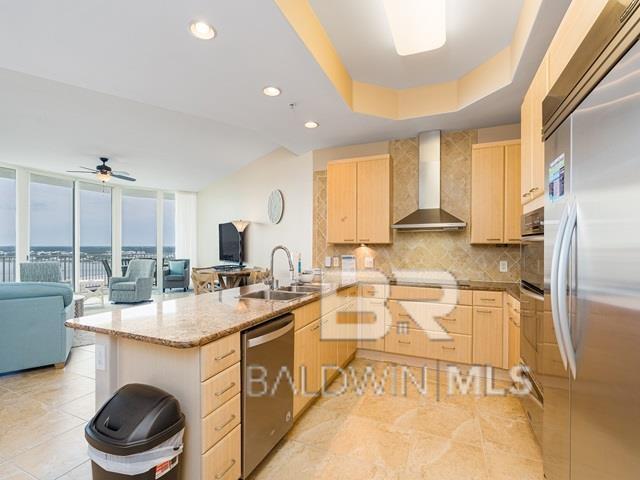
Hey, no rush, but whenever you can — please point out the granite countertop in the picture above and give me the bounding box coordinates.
[65,282,355,349]
[66,277,520,349]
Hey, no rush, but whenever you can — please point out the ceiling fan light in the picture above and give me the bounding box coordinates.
[383,0,446,56]
[189,21,216,40]
[96,172,111,183]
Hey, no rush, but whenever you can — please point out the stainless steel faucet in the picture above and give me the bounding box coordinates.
[267,245,294,289]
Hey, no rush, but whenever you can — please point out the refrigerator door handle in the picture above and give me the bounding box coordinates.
[551,201,570,369]
[558,198,578,379]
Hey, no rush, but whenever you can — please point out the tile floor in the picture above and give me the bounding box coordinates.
[0,353,543,480]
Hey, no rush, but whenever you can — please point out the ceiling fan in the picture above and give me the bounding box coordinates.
[67,157,136,183]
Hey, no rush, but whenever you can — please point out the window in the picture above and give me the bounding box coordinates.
[79,182,112,283]
[0,168,16,282]
[122,189,157,277]
[29,174,74,283]
[163,192,176,262]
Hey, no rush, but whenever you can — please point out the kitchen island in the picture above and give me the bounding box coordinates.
[65,282,358,480]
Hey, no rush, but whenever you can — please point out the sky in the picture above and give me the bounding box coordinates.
[0,178,175,248]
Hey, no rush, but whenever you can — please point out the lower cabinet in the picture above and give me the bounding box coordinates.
[293,319,320,417]
[202,424,241,480]
[472,306,504,367]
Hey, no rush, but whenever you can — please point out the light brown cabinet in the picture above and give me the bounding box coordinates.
[471,141,521,244]
[327,161,357,243]
[472,306,504,368]
[293,319,320,417]
[521,57,547,206]
[327,155,392,244]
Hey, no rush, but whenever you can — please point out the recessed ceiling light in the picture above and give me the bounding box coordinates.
[383,0,446,56]
[304,121,319,129]
[263,86,281,97]
[189,21,216,40]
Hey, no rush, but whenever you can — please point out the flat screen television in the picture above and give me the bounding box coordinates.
[219,222,244,264]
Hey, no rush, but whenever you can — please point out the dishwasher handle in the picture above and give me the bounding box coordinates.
[246,315,294,349]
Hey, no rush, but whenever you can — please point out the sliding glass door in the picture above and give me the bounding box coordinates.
[163,192,176,263]
[122,189,157,279]
[79,182,112,283]
[0,167,16,282]
[29,174,74,283]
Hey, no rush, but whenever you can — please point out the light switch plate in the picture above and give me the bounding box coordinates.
[324,256,332,268]
[364,256,374,269]
[499,260,508,273]
[95,344,106,371]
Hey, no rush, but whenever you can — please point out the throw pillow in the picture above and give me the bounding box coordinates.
[168,260,186,276]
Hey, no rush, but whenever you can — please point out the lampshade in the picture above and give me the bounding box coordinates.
[232,220,249,233]
[383,0,446,56]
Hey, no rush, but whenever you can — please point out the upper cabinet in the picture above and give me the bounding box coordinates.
[470,141,522,244]
[521,56,548,206]
[327,155,392,244]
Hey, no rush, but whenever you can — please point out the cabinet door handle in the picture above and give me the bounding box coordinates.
[215,459,236,479]
[486,238,501,242]
[442,346,457,350]
[215,382,236,397]
[215,349,236,361]
[344,238,355,242]
[214,414,237,431]
[398,340,412,345]
[529,187,539,193]
[359,238,370,242]
[522,192,531,198]
[439,317,456,322]
[476,309,493,314]
[480,297,496,302]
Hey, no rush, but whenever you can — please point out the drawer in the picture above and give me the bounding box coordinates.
[359,284,388,299]
[427,333,472,364]
[387,301,471,335]
[385,327,428,358]
[389,286,472,305]
[202,394,241,454]
[506,294,520,312]
[202,363,241,417]
[202,425,241,480]
[201,333,240,381]
[508,308,521,328]
[473,291,503,307]
[293,301,321,330]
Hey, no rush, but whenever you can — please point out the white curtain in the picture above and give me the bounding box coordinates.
[175,192,198,281]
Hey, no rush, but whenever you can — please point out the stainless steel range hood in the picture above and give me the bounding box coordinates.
[392,131,466,232]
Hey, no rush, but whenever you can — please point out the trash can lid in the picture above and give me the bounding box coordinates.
[85,383,185,455]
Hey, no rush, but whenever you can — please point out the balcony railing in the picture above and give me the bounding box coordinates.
[0,252,175,284]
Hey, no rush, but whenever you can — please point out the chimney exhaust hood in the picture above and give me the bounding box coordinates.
[392,131,466,231]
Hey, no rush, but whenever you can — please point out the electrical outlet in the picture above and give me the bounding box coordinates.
[364,256,374,269]
[499,260,508,273]
[332,256,340,267]
[324,256,332,268]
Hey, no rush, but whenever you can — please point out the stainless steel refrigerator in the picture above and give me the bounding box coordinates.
[543,4,640,478]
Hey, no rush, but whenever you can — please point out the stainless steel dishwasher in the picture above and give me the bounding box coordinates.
[241,313,294,478]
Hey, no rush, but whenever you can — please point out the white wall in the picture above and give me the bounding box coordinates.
[197,148,313,282]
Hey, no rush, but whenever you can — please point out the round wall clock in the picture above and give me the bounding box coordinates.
[267,189,284,224]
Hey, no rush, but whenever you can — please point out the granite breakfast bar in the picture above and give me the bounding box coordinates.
[65,282,359,480]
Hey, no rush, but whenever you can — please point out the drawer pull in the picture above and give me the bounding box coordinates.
[486,238,501,242]
[480,297,496,302]
[442,346,456,351]
[215,349,236,361]
[359,238,370,242]
[215,382,236,397]
[215,459,236,479]
[344,238,355,242]
[438,316,456,322]
[476,309,493,314]
[311,324,321,331]
[398,340,412,345]
[215,414,237,432]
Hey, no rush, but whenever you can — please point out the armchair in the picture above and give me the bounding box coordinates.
[109,259,156,303]
[20,261,63,283]
[162,259,190,292]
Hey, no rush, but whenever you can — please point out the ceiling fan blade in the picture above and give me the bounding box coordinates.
[111,174,136,182]
[112,170,131,176]
[79,166,97,171]
[67,170,96,174]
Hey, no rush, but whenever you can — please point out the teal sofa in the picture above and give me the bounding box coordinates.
[0,282,74,374]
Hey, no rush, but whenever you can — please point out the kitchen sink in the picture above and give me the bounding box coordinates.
[239,290,307,301]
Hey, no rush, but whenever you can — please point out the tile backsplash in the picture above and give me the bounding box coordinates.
[313,130,521,282]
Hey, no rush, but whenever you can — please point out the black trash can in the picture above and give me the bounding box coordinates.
[85,384,185,480]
